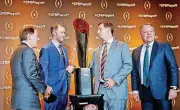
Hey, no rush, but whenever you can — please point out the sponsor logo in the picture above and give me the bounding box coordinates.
[159,4,178,8]
[55,0,62,8]
[160,25,178,29]
[124,33,131,42]
[0,86,12,90]
[5,0,12,7]
[0,61,10,65]
[48,13,69,17]
[144,1,151,10]
[101,0,108,9]
[0,36,19,40]
[166,12,172,21]
[127,99,133,108]
[95,14,114,18]
[166,33,173,42]
[24,24,46,29]
[139,14,157,18]
[117,3,135,7]
[79,11,86,19]
[6,46,14,56]
[31,10,38,19]
[5,21,13,31]
[23,0,45,5]
[117,25,136,29]
[72,2,92,6]
[0,12,20,16]
[123,12,130,20]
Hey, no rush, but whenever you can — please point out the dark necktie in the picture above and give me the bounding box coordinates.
[58,45,66,66]
[143,45,150,87]
[101,43,107,80]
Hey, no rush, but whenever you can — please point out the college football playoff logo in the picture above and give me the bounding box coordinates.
[55,0,62,8]
[101,0,108,9]
[144,1,151,10]
[5,0,12,7]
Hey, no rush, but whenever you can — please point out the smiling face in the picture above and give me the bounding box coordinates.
[140,24,155,44]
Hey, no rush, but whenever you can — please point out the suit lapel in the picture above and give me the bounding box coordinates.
[149,41,158,70]
[106,40,116,61]
[136,45,143,76]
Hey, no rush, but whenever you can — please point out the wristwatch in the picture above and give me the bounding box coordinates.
[170,86,177,90]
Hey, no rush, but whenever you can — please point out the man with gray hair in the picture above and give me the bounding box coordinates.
[131,23,179,110]
[10,26,52,110]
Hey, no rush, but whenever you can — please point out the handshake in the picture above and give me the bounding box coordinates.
[44,85,53,100]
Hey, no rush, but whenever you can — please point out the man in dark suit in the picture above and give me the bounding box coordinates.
[39,23,74,110]
[131,23,179,110]
[10,26,52,110]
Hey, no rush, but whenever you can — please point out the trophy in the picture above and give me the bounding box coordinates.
[73,18,93,95]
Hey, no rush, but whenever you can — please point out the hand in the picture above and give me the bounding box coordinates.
[44,86,53,100]
[168,89,177,100]
[103,78,115,89]
[133,93,140,102]
[66,65,75,73]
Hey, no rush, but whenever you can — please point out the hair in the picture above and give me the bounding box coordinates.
[98,21,114,35]
[139,23,155,32]
[19,26,36,42]
[50,23,64,36]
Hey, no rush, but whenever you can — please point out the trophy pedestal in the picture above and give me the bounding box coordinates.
[74,68,93,95]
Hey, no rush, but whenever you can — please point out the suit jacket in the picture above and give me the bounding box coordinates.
[90,40,132,100]
[10,43,46,110]
[131,41,179,99]
[39,41,70,96]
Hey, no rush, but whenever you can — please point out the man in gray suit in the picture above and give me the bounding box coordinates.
[90,21,132,110]
[10,26,52,110]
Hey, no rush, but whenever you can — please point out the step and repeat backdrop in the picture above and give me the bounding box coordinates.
[0,0,180,110]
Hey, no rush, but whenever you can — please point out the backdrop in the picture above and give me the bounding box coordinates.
[0,0,179,110]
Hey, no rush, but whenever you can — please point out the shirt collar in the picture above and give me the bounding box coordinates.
[52,40,61,48]
[103,37,114,45]
[21,41,32,48]
[143,41,154,48]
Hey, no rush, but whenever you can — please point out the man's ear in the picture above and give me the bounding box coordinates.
[27,34,31,40]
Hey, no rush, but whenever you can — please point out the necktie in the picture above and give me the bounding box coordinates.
[101,43,107,80]
[143,45,150,87]
[58,45,66,66]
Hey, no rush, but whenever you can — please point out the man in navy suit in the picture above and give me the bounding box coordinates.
[131,23,179,110]
[39,23,74,110]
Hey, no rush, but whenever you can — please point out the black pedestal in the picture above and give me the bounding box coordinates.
[70,95,104,110]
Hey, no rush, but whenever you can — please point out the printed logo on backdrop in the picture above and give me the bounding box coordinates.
[55,0,62,8]
[5,21,13,31]
[172,99,175,106]
[79,11,86,19]
[166,33,173,42]
[6,70,12,80]
[31,10,38,19]
[124,33,131,43]
[5,0,12,7]
[6,96,11,106]
[123,12,130,20]
[144,1,151,10]
[126,99,133,108]
[6,46,14,56]
[101,0,108,9]
[166,12,172,21]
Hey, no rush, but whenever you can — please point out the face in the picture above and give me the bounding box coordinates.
[97,23,111,41]
[29,30,39,48]
[140,25,155,44]
[55,26,65,43]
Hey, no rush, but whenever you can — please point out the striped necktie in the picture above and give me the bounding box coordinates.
[58,45,66,66]
[101,43,108,80]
